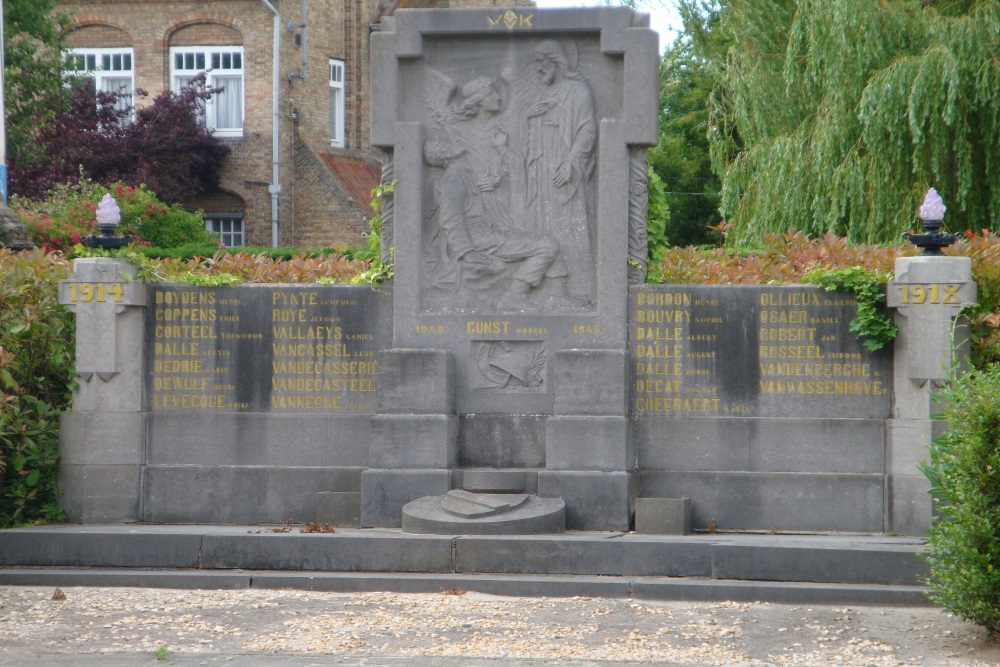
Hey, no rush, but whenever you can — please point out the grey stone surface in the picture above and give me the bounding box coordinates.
[0,530,202,568]
[537,471,636,531]
[373,8,658,418]
[316,491,361,528]
[147,413,369,467]
[59,259,146,416]
[640,471,884,533]
[59,412,144,465]
[635,497,691,535]
[453,535,711,577]
[886,474,934,536]
[377,349,454,413]
[0,203,31,249]
[0,568,931,607]
[545,416,633,471]
[59,464,141,523]
[710,542,929,586]
[199,533,453,573]
[458,414,545,468]
[553,349,628,416]
[885,418,935,476]
[453,469,537,493]
[0,525,930,598]
[630,284,892,419]
[142,466,362,524]
[361,469,451,528]
[747,419,883,474]
[889,256,976,383]
[402,492,565,534]
[369,414,457,468]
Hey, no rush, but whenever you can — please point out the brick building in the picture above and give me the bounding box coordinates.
[56,0,522,248]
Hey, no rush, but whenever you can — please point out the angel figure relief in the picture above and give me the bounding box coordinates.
[421,65,586,313]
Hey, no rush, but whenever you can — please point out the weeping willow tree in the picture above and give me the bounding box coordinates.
[702,0,1000,244]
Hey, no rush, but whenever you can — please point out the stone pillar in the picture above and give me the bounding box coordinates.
[886,255,976,534]
[361,349,456,527]
[539,349,636,530]
[57,258,146,522]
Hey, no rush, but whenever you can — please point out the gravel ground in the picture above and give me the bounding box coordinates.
[1,586,998,666]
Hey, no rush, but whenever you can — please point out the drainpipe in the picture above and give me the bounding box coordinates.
[258,0,281,247]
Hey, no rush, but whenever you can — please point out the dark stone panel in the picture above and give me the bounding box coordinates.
[142,466,363,524]
[458,414,546,468]
[639,471,884,533]
[630,285,893,419]
[145,284,390,415]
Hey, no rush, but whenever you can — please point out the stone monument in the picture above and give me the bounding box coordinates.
[366,7,659,530]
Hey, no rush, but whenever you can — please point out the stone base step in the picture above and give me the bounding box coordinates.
[0,525,930,605]
[0,568,929,606]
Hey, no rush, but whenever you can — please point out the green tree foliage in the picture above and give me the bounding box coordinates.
[4,0,69,180]
[705,0,1000,244]
[649,7,723,248]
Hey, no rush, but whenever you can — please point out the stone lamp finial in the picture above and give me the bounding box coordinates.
[84,193,131,249]
[903,187,956,255]
[96,193,122,235]
[919,188,947,222]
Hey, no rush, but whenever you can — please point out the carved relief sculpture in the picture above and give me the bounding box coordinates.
[419,39,599,313]
[628,147,649,284]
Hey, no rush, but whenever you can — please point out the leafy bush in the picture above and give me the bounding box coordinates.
[0,249,72,526]
[921,364,1000,638]
[90,248,369,285]
[14,180,219,252]
[803,266,896,352]
[138,244,355,262]
[11,78,228,204]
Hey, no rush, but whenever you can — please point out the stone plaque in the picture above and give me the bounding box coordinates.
[629,285,892,418]
[145,285,391,414]
[372,7,659,414]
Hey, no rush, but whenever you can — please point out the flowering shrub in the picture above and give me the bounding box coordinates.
[0,249,72,526]
[14,180,219,252]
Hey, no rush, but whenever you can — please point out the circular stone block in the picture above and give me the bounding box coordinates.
[402,491,566,535]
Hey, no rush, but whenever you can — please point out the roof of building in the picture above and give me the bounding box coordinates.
[318,152,382,216]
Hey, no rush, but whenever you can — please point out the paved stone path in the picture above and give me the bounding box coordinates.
[1,586,998,666]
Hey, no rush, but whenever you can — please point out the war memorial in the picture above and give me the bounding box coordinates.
[0,7,978,603]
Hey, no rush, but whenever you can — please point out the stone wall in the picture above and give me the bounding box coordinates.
[57,260,975,534]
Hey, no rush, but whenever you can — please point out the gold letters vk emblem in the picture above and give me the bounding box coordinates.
[488,10,533,30]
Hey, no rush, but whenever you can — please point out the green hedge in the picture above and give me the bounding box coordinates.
[0,249,72,525]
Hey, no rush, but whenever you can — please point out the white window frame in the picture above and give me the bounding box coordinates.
[205,215,244,248]
[62,47,135,111]
[170,46,244,138]
[329,59,345,147]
